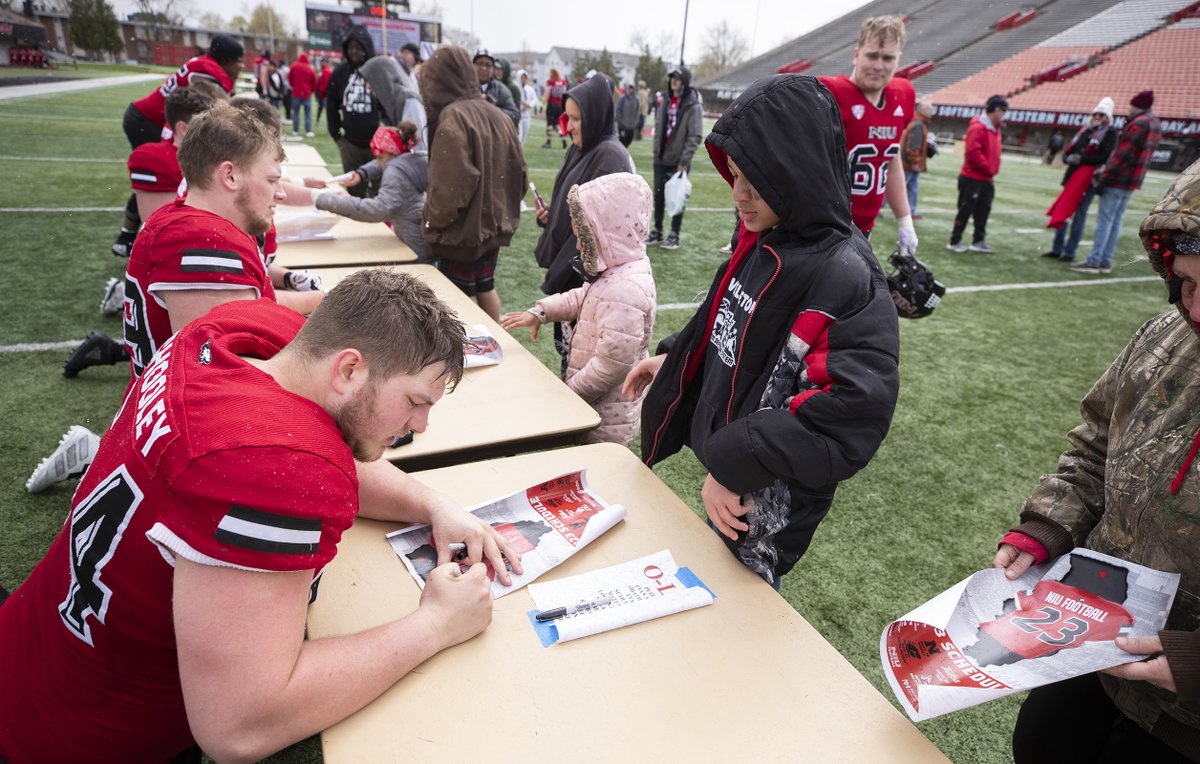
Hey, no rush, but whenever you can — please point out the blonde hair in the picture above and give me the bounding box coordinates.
[858,15,906,49]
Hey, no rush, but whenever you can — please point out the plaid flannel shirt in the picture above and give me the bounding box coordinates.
[1095,111,1162,191]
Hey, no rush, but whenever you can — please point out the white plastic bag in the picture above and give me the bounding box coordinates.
[664,170,692,217]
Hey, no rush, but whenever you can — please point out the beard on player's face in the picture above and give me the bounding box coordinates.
[332,380,389,462]
[235,186,273,237]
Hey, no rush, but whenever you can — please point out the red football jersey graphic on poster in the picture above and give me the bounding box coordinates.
[967,580,1134,665]
[884,621,1009,712]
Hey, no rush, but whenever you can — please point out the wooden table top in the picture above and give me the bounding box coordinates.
[307,443,949,763]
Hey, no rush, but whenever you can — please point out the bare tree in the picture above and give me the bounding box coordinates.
[196,11,226,30]
[693,20,748,80]
[630,30,677,64]
[230,3,294,41]
[441,25,479,52]
[516,40,535,70]
[130,0,191,39]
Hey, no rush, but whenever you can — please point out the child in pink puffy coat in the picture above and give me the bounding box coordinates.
[502,172,656,445]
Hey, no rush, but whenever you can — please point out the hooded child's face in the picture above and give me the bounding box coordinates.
[1175,255,1200,326]
[728,157,780,233]
[346,40,367,67]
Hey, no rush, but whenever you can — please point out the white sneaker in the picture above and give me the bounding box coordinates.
[26,426,101,493]
[305,131,315,138]
[100,277,124,316]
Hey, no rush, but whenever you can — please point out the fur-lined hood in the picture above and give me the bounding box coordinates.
[566,172,651,280]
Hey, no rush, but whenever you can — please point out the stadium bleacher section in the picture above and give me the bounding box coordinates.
[696,0,1126,105]
[912,0,1122,95]
[695,0,1198,170]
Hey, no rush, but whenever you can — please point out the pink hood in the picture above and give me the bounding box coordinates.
[567,172,652,279]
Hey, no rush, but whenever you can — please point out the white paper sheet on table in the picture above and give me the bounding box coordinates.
[528,549,714,645]
[274,210,341,242]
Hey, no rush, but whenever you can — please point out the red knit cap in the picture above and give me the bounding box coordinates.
[1130,90,1154,109]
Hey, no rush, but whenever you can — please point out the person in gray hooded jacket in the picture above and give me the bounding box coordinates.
[310,121,429,262]
[359,54,427,144]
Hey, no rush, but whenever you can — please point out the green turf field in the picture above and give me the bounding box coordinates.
[0,76,1177,763]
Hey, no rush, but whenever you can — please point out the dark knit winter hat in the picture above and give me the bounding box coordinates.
[209,34,244,64]
[401,41,422,62]
[1130,90,1154,109]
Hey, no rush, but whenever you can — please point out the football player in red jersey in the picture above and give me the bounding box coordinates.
[114,34,245,258]
[819,15,917,255]
[0,270,524,763]
[121,104,284,378]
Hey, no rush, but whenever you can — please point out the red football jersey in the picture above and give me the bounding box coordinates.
[124,200,275,378]
[979,580,1134,660]
[132,55,235,128]
[0,300,358,763]
[261,221,279,269]
[128,138,181,194]
[819,75,915,234]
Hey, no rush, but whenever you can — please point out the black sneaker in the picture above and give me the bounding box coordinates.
[661,233,681,250]
[63,331,125,378]
[1040,250,1061,258]
[111,228,136,258]
[645,230,663,246]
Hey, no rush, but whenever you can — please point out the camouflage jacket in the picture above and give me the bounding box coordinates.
[1012,160,1200,754]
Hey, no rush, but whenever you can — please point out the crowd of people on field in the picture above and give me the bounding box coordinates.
[0,14,1195,764]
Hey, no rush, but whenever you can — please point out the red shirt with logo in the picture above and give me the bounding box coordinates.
[819,75,915,234]
[132,55,235,128]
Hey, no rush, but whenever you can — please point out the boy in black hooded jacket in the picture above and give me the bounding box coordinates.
[326,26,380,198]
[623,75,900,588]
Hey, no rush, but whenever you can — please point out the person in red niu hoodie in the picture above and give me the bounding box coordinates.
[287,53,319,137]
[948,94,1006,254]
[316,57,333,124]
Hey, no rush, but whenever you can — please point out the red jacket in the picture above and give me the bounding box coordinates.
[317,64,332,100]
[960,113,1002,181]
[287,54,318,99]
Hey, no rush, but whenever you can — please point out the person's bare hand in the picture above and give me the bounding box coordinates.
[621,355,665,400]
[302,176,325,189]
[702,473,748,541]
[1102,635,1177,693]
[416,563,493,649]
[426,495,523,587]
[535,204,549,224]
[500,311,540,341]
[993,543,1036,580]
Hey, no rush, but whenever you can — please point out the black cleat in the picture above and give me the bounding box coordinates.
[63,331,125,378]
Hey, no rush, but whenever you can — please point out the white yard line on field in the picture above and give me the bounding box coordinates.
[0,155,125,163]
[0,207,123,212]
[657,275,1160,310]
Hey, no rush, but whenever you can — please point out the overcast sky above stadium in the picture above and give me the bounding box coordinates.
[116,0,874,61]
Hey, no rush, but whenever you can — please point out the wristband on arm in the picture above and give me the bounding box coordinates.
[1000,531,1050,565]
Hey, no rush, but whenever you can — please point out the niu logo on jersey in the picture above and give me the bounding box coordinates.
[869,126,898,140]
